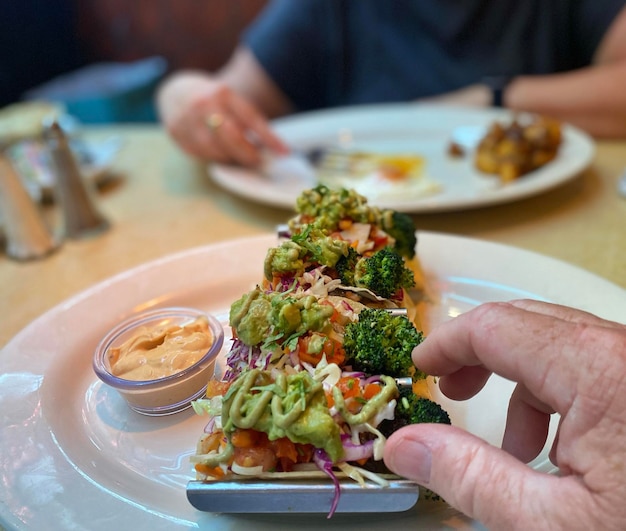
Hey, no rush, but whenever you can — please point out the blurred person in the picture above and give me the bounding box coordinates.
[0,0,85,107]
[384,299,626,530]
[157,0,626,167]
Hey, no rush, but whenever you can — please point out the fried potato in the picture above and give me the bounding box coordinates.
[474,115,562,182]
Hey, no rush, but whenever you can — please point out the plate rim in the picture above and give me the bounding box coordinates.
[209,103,595,213]
[1,232,624,531]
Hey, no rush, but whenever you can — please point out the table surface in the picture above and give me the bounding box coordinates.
[2,124,625,348]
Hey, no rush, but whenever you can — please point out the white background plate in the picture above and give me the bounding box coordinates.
[1,232,624,531]
[210,104,594,213]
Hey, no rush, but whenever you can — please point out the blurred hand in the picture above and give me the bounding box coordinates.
[156,72,288,167]
[384,299,626,530]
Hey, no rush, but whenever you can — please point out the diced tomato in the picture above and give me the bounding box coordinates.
[297,334,345,367]
[298,346,323,366]
[322,339,346,366]
[338,219,353,230]
[345,397,363,414]
[233,446,277,471]
[271,437,298,463]
[328,378,382,414]
[206,379,231,398]
[325,389,334,409]
[327,377,364,411]
[337,377,361,399]
[296,443,315,464]
[363,382,382,400]
[194,463,225,478]
[230,428,265,448]
[371,232,389,249]
[278,456,295,472]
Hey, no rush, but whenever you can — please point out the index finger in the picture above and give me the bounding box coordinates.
[414,300,623,415]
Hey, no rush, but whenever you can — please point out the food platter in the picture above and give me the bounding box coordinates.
[209,104,595,213]
[1,232,624,530]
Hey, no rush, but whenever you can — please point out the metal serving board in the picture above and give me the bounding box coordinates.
[187,478,420,514]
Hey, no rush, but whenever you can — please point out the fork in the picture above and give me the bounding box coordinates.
[295,145,356,173]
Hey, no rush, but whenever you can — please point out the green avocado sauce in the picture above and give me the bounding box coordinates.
[264,225,350,281]
[229,287,334,347]
[293,186,380,230]
[264,241,306,279]
[223,369,344,463]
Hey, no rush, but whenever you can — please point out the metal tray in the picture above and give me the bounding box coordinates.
[187,478,419,514]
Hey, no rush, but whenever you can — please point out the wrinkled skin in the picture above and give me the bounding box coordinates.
[384,299,626,531]
[156,48,290,167]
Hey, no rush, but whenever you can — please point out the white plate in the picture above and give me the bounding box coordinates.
[1,233,624,531]
[210,104,594,213]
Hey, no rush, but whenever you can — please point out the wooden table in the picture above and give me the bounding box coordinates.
[1,124,625,348]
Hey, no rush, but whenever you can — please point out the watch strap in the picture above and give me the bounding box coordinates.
[483,76,512,108]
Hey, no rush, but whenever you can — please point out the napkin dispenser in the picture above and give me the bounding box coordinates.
[43,120,110,239]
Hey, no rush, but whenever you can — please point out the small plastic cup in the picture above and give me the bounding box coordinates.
[93,307,224,416]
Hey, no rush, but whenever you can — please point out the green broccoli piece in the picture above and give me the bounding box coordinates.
[334,247,415,299]
[354,247,415,299]
[291,187,417,260]
[343,308,424,378]
[379,386,451,437]
[397,386,451,425]
[379,211,417,259]
[335,246,359,286]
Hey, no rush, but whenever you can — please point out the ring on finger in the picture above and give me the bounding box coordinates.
[205,113,224,131]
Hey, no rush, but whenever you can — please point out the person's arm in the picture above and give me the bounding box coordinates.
[157,0,326,166]
[504,4,626,138]
[422,6,626,138]
[383,299,626,530]
[214,45,295,119]
[156,46,292,166]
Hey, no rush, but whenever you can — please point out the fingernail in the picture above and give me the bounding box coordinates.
[388,439,432,485]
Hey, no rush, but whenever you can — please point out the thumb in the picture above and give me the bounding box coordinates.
[383,424,564,530]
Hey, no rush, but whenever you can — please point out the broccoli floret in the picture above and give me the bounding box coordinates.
[334,247,415,299]
[397,386,451,425]
[379,211,417,259]
[379,386,451,437]
[343,308,424,378]
[354,247,415,299]
[335,246,359,286]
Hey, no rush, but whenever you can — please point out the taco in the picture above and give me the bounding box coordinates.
[191,315,450,517]
[192,298,449,516]
[189,186,449,517]
[272,185,427,327]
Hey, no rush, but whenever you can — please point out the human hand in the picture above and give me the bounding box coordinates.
[383,299,626,530]
[156,72,288,166]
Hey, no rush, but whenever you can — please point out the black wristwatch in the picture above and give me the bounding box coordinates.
[483,76,513,108]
